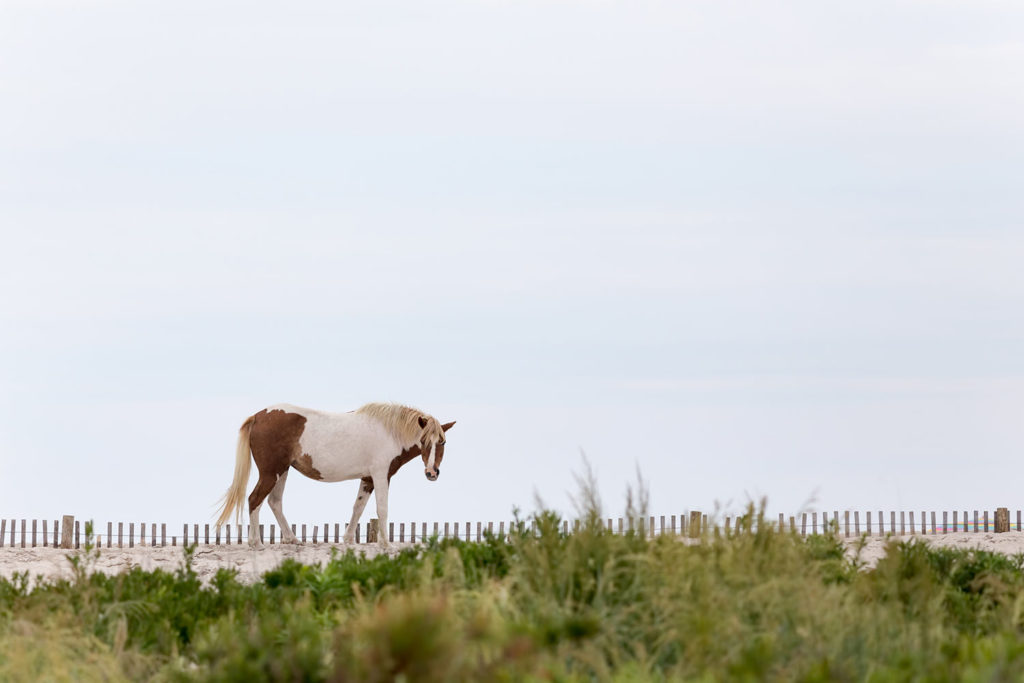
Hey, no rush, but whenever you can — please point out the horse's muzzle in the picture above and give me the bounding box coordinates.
[425,469,439,481]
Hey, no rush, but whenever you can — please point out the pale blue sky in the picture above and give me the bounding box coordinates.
[1,1,1022,532]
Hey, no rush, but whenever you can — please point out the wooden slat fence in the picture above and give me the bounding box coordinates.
[2,510,1021,548]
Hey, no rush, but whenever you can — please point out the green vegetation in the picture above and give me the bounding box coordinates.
[4,506,1024,681]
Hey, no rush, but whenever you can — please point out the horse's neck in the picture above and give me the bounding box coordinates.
[388,445,421,478]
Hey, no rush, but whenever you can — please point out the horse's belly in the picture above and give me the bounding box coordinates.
[299,451,365,482]
[307,450,364,483]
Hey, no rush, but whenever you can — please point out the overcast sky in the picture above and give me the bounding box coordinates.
[1,1,1023,535]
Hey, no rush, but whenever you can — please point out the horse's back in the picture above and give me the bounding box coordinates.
[261,404,397,482]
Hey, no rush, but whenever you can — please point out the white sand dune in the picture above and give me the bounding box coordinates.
[1,533,1021,585]
[842,531,1024,567]
[0,543,415,585]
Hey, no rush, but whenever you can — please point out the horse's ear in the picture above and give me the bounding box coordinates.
[418,416,428,429]
[442,421,456,432]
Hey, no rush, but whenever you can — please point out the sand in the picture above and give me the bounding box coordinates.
[2,533,1022,585]
[842,531,1024,567]
[0,543,416,585]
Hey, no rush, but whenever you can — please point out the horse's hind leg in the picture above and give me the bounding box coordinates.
[343,477,374,544]
[268,470,300,544]
[247,474,277,549]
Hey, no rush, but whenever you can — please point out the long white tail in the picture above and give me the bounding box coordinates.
[215,415,255,527]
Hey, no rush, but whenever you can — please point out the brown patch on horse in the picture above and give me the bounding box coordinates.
[247,409,307,512]
[388,445,422,481]
[358,420,457,493]
[291,453,324,481]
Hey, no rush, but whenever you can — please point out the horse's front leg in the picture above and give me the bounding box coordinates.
[372,475,390,548]
[343,477,373,544]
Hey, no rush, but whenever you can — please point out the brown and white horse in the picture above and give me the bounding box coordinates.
[215,402,455,549]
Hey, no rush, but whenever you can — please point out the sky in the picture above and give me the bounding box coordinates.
[1,1,1023,535]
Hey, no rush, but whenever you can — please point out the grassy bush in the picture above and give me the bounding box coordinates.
[5,503,1024,680]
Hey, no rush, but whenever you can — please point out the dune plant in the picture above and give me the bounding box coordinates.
[5,479,1024,680]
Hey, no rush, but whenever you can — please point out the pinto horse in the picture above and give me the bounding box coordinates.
[215,402,454,548]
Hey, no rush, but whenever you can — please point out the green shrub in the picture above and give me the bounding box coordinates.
[6,500,1024,680]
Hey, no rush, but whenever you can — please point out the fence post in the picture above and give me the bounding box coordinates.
[60,515,74,549]
[995,508,1009,533]
[368,519,378,543]
[688,511,702,538]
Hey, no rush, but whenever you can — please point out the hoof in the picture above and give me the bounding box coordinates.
[249,542,266,551]
[282,537,302,545]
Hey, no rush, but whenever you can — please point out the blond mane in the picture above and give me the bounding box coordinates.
[356,402,442,446]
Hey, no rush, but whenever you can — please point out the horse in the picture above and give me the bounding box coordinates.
[215,402,455,549]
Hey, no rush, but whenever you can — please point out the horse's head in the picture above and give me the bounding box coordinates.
[417,416,455,481]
